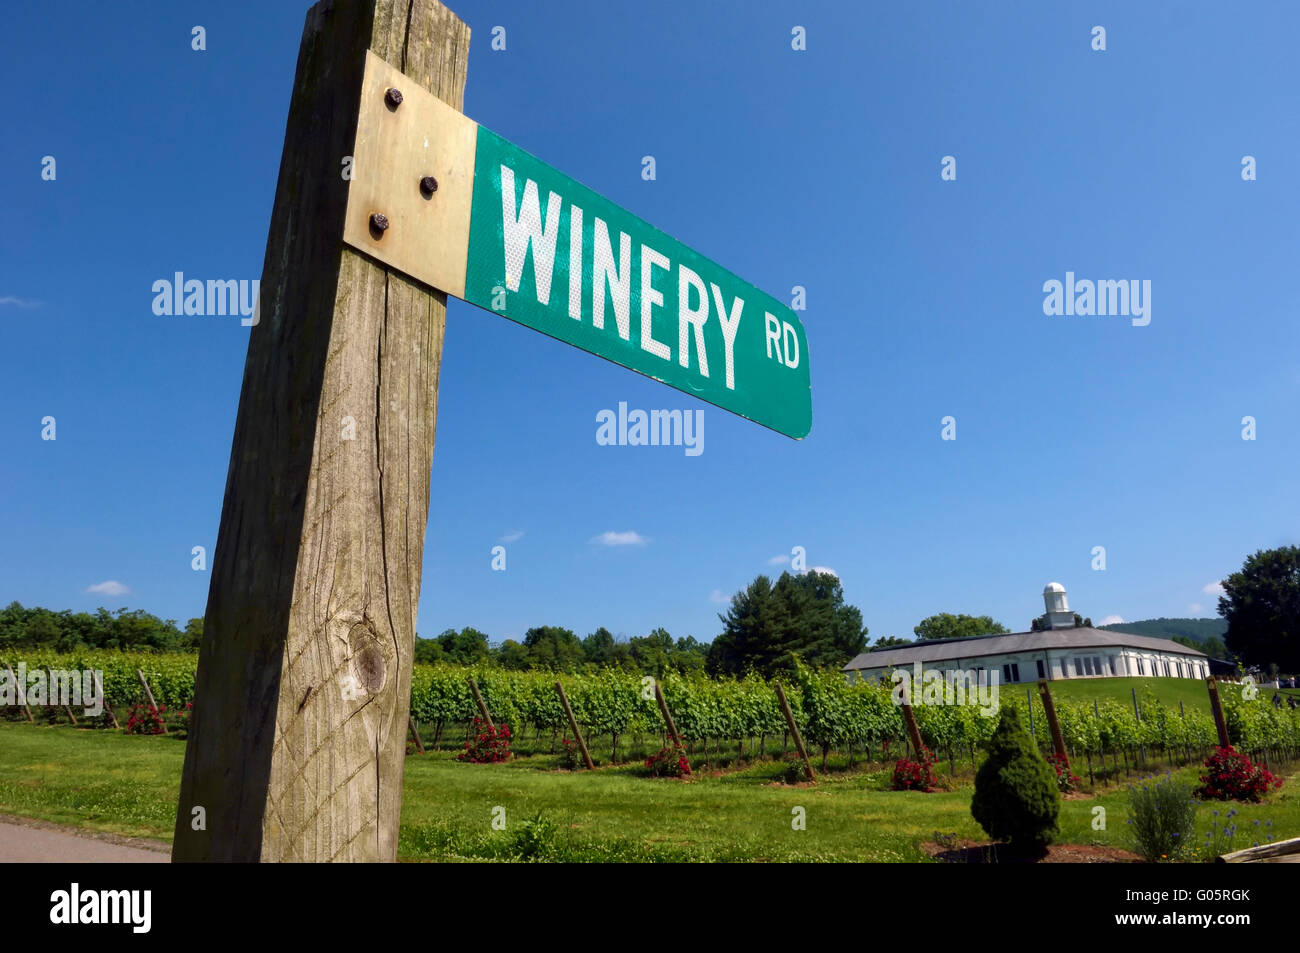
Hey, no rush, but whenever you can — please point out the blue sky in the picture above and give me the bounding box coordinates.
[2,1,1296,645]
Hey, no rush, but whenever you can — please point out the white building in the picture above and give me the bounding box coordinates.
[843,583,1210,685]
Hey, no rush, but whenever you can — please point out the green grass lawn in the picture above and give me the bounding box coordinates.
[1032,676,1221,715]
[3,721,1298,861]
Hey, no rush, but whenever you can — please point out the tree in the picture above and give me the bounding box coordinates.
[629,627,674,677]
[1219,546,1300,671]
[437,626,491,665]
[914,613,1007,642]
[522,625,584,672]
[673,636,708,675]
[413,636,444,664]
[582,627,616,666]
[181,618,204,651]
[869,635,912,651]
[497,639,530,670]
[1173,634,1228,660]
[1030,612,1092,631]
[970,708,1060,854]
[707,571,867,677]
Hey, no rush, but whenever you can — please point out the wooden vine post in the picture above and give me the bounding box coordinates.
[138,669,165,733]
[774,682,816,782]
[899,692,925,759]
[172,0,470,862]
[407,716,425,754]
[51,666,78,725]
[555,682,595,770]
[1207,677,1231,749]
[1037,679,1066,761]
[469,676,495,729]
[5,662,33,722]
[99,672,120,731]
[654,681,683,749]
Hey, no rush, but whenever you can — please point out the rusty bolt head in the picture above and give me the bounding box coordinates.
[369,212,390,234]
[420,175,439,196]
[385,87,403,108]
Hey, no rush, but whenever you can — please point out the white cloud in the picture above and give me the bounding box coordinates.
[709,589,729,604]
[1097,614,1124,626]
[85,580,131,596]
[1203,581,1225,595]
[500,530,525,543]
[590,530,648,547]
[1188,603,1204,614]
[806,566,838,578]
[0,295,41,309]
[767,554,790,565]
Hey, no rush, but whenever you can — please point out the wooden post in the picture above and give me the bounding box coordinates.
[654,681,683,749]
[900,695,925,759]
[48,667,78,725]
[468,677,494,730]
[774,683,816,782]
[92,670,118,729]
[1037,679,1067,760]
[407,716,425,754]
[555,682,594,770]
[1207,677,1231,748]
[172,0,470,862]
[5,662,33,723]
[137,670,165,733]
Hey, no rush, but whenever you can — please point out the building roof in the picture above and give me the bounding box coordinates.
[843,627,1207,671]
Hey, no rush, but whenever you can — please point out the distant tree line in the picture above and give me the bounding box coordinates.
[0,570,871,679]
[414,624,709,676]
[0,601,202,653]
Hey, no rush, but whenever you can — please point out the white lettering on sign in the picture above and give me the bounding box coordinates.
[678,265,709,379]
[593,216,631,340]
[764,312,800,370]
[499,164,762,393]
[640,244,671,361]
[500,166,561,305]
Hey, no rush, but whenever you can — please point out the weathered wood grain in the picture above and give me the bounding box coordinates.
[172,0,469,862]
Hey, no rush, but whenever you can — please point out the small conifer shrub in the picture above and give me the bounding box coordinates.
[971,708,1060,854]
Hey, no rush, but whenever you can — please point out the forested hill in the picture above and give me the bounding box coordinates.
[1099,618,1227,645]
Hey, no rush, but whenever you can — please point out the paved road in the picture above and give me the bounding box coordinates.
[0,818,168,863]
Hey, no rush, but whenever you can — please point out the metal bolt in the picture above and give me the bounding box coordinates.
[369,212,390,234]
[420,175,438,196]
[385,87,403,108]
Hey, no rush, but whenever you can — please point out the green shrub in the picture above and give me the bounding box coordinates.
[1127,773,1197,862]
[970,708,1060,853]
[511,811,559,861]
[558,737,584,771]
[782,756,812,784]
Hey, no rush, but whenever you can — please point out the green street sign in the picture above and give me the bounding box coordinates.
[344,52,811,438]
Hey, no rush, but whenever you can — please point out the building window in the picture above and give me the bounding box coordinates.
[1083,657,1093,676]
[1037,659,1045,679]
[1109,656,1117,676]
[1075,657,1084,677]
[1011,663,1020,682]
[1002,664,1011,683]
[1093,656,1102,676]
